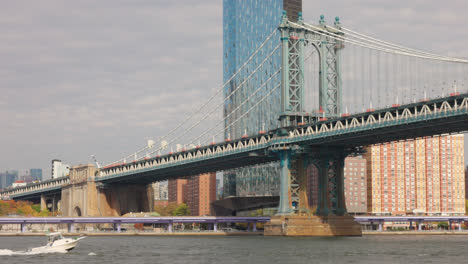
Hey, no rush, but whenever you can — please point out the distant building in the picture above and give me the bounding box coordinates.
[0,172,6,190]
[185,173,217,216]
[153,182,161,200]
[19,171,34,183]
[154,200,169,207]
[30,168,43,181]
[159,183,168,200]
[168,174,217,216]
[153,181,169,201]
[51,159,70,179]
[306,166,319,210]
[216,179,223,199]
[168,178,188,205]
[0,170,18,189]
[12,180,27,188]
[365,134,465,216]
[344,157,367,214]
[306,157,367,214]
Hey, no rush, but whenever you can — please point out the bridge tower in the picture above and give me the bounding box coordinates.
[278,11,343,127]
[267,11,361,236]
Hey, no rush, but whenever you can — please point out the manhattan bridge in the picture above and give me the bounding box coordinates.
[2,11,468,225]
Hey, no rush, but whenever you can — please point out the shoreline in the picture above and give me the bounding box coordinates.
[363,231,468,235]
[0,231,263,236]
[1,231,468,236]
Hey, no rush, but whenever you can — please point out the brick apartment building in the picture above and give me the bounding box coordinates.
[344,157,368,214]
[168,172,217,216]
[365,134,465,215]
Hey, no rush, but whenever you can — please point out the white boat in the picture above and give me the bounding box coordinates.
[30,232,86,252]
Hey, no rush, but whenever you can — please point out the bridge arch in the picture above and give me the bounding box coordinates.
[73,206,82,217]
[46,198,53,211]
[303,42,321,114]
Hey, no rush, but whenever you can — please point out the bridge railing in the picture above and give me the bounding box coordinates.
[0,176,70,200]
[0,216,270,233]
[4,94,465,193]
[99,134,273,179]
[99,94,468,179]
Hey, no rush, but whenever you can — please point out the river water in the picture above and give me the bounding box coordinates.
[0,235,467,263]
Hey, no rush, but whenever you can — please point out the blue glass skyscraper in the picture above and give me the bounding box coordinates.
[30,168,43,181]
[223,0,302,197]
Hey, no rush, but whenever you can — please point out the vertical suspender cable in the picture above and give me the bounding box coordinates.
[405,56,410,103]
[417,58,421,98]
[397,55,405,104]
[377,50,381,108]
[393,52,397,106]
[351,44,356,113]
[410,58,414,98]
[369,48,373,110]
[350,45,353,112]
[361,47,365,111]
[438,60,441,95]
[410,56,414,102]
[352,43,356,113]
[385,52,389,107]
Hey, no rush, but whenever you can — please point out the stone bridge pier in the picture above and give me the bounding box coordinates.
[40,193,60,213]
[265,145,362,236]
[61,164,153,216]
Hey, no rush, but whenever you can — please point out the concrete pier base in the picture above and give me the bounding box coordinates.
[264,215,362,236]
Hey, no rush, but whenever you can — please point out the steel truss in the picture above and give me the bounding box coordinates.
[279,12,343,127]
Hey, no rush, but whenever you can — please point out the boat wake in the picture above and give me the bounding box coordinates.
[0,248,68,256]
[0,232,85,256]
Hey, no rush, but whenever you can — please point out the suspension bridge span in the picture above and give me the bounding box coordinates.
[1,11,468,236]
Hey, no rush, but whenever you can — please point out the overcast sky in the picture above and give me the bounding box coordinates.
[1,0,467,179]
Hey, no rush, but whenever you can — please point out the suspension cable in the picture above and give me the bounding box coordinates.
[195,46,317,145]
[341,27,464,62]
[296,22,468,63]
[144,45,281,157]
[191,69,282,145]
[212,83,282,141]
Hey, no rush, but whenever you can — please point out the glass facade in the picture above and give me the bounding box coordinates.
[222,0,302,197]
[30,168,43,181]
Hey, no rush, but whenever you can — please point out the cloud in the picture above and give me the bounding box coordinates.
[0,0,467,175]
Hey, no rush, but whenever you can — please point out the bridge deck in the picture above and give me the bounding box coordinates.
[2,94,468,199]
[97,94,468,184]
